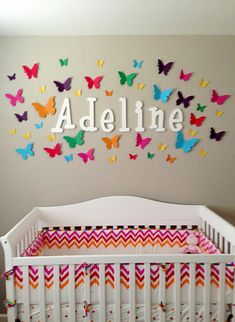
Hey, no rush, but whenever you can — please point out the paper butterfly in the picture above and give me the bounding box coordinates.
[97,59,104,67]
[189,128,197,137]
[199,79,209,88]
[210,127,226,141]
[63,130,84,148]
[175,131,200,153]
[23,132,31,139]
[54,77,72,92]
[22,63,39,79]
[135,133,152,150]
[176,91,194,108]
[199,149,207,157]
[7,73,16,81]
[43,143,62,158]
[196,103,207,112]
[153,84,174,103]
[5,88,24,107]
[16,143,34,160]
[59,58,68,66]
[157,59,174,76]
[15,111,28,123]
[147,152,155,159]
[8,128,16,135]
[35,121,43,129]
[180,69,192,81]
[190,113,206,127]
[158,143,168,151]
[74,89,82,97]
[85,76,103,89]
[108,155,116,163]
[215,110,224,117]
[48,133,56,141]
[102,135,120,150]
[118,71,137,86]
[105,90,113,96]
[129,154,137,160]
[136,83,145,90]
[133,59,143,69]
[32,96,56,118]
[211,89,230,105]
[166,154,177,164]
[39,85,46,93]
[78,148,95,163]
[64,154,73,162]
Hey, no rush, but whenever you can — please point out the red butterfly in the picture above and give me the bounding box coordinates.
[180,69,192,81]
[211,89,230,105]
[43,143,61,158]
[22,63,39,79]
[129,154,137,160]
[190,113,206,127]
[84,76,103,89]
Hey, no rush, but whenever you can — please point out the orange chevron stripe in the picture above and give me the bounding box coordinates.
[166,279,174,289]
[196,280,204,286]
[181,279,189,287]
[136,281,144,289]
[60,280,69,289]
[211,279,219,288]
[14,281,23,289]
[151,281,159,289]
[45,282,54,289]
[105,280,114,288]
[121,280,129,289]
[226,280,233,289]
[90,279,99,286]
[75,279,84,289]
[29,281,38,289]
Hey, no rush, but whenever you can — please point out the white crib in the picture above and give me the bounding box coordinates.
[1,196,235,322]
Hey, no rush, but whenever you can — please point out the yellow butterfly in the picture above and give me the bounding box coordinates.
[39,85,46,93]
[215,110,224,117]
[23,132,31,139]
[74,89,82,97]
[199,149,207,157]
[158,143,168,151]
[189,128,197,137]
[8,128,16,135]
[108,155,116,163]
[136,83,145,90]
[199,79,209,88]
[97,59,104,67]
[48,133,56,141]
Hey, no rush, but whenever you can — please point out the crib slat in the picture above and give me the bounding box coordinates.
[204,263,210,322]
[159,265,166,322]
[53,265,61,322]
[38,265,46,322]
[69,264,76,322]
[174,263,180,322]
[22,266,30,322]
[84,265,91,322]
[189,263,195,322]
[144,263,151,322]
[114,264,121,322]
[232,261,235,320]
[99,263,105,322]
[218,262,225,321]
[129,263,136,322]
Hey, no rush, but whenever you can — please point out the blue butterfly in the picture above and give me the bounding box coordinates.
[133,59,143,69]
[64,154,73,162]
[35,121,43,129]
[175,131,200,153]
[16,143,34,160]
[153,84,174,103]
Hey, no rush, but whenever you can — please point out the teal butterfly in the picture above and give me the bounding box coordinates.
[63,130,84,148]
[59,58,68,66]
[118,71,137,86]
[196,103,207,112]
[153,84,174,103]
[16,143,34,160]
[133,59,143,69]
[34,121,43,129]
[64,154,73,162]
[175,131,200,153]
[147,152,155,159]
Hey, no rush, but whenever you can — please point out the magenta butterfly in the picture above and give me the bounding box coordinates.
[5,88,24,107]
[135,133,152,150]
[211,89,230,105]
[180,69,192,81]
[22,63,39,79]
[85,76,103,89]
[78,148,95,163]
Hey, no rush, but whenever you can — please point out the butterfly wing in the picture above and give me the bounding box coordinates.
[84,76,94,89]
[63,77,72,91]
[54,81,65,92]
[87,148,95,161]
[160,88,174,103]
[16,89,24,104]
[77,152,88,163]
[183,138,200,153]
[175,131,184,149]
[93,76,103,89]
[153,84,161,101]
[35,121,43,129]
[32,102,47,118]
[135,133,142,147]
[22,65,33,79]
[118,71,127,85]
[163,62,174,75]
[141,138,152,149]
[217,94,230,105]
[176,91,183,106]
[183,95,195,108]
[111,135,120,148]
[75,130,84,145]
[16,148,28,160]
[25,143,34,157]
[102,137,112,150]
[126,73,137,86]
[5,93,16,106]
[157,59,164,74]
[63,136,76,148]
[45,96,56,115]
[31,63,39,78]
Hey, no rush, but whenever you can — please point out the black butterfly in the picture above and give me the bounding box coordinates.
[15,111,28,122]
[7,73,16,81]
[157,59,174,76]
[210,127,226,141]
[176,91,194,108]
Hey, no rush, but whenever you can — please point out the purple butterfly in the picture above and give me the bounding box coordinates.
[53,77,72,92]
[7,73,16,81]
[15,111,28,122]
[157,59,174,76]
[210,127,226,141]
[176,91,194,108]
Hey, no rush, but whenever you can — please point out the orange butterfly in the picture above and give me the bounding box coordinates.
[32,96,56,118]
[105,90,113,96]
[102,135,120,150]
[166,154,177,164]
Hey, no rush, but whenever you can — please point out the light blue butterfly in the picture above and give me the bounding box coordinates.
[64,154,73,162]
[16,143,34,160]
[153,84,174,103]
[133,59,143,69]
[175,131,200,153]
[35,121,43,129]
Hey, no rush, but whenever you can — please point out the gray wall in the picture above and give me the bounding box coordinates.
[0,36,234,312]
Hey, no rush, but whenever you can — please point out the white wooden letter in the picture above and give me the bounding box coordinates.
[100,108,115,132]
[135,100,145,132]
[169,108,184,132]
[51,98,75,133]
[79,97,98,132]
[149,107,165,132]
[119,97,130,132]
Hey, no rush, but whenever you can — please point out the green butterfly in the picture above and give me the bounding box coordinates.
[196,103,207,112]
[63,130,84,148]
[147,152,155,159]
[59,58,68,66]
[118,71,137,86]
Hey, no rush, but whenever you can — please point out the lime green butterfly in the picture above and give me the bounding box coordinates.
[118,71,137,86]
[196,103,207,112]
[63,130,84,148]
[147,152,155,159]
[59,58,68,66]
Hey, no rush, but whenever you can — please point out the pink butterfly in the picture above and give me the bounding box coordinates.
[5,88,25,107]
[211,89,230,105]
[84,76,103,89]
[22,63,39,79]
[180,69,192,81]
[135,133,152,150]
[43,143,61,158]
[78,148,95,163]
